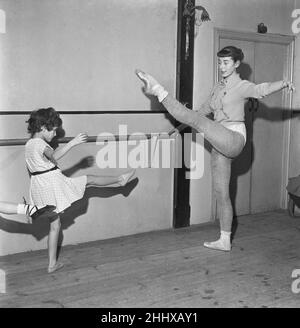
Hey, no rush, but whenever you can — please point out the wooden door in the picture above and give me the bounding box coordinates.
[250,42,289,212]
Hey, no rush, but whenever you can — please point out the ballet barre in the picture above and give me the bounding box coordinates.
[0,131,182,147]
[64,132,175,143]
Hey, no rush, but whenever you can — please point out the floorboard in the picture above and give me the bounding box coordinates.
[0,210,299,308]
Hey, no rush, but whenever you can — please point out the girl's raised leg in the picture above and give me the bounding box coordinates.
[162,96,244,158]
[0,201,20,214]
[0,201,57,222]
[136,70,244,158]
[86,170,136,188]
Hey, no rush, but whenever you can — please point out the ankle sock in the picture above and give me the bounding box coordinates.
[203,230,231,251]
[220,230,231,244]
[152,85,169,102]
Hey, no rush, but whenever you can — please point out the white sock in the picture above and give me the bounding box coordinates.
[17,204,37,217]
[203,230,231,251]
[220,230,231,245]
[152,85,169,102]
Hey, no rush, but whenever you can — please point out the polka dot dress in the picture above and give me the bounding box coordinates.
[25,138,87,213]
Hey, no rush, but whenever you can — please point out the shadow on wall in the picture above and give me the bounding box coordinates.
[0,157,138,242]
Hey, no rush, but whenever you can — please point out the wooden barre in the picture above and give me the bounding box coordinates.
[0,133,177,147]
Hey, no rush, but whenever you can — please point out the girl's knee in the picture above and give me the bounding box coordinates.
[219,195,231,206]
[227,139,244,158]
[50,218,61,232]
[215,189,231,204]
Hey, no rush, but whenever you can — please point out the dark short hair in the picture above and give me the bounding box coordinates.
[26,107,62,137]
[217,46,244,63]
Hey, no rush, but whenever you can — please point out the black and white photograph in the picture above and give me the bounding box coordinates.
[0,0,300,311]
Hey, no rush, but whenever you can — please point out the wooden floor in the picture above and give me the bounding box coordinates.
[0,210,300,308]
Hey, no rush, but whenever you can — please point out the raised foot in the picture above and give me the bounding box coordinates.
[119,170,136,186]
[135,69,160,95]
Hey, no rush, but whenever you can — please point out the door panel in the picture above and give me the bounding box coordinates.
[250,42,287,213]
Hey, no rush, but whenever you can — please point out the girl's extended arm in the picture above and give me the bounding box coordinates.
[242,80,295,99]
[44,133,88,163]
[264,80,295,95]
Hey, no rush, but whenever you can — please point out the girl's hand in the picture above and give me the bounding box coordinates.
[71,133,88,147]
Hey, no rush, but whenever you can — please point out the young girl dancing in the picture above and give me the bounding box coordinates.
[25,107,136,273]
[135,45,294,252]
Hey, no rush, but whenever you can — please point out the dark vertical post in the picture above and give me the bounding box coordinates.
[173,0,195,228]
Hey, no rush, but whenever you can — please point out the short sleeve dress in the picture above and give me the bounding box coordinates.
[25,138,87,213]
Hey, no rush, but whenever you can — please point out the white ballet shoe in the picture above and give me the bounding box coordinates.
[135,69,168,102]
[203,239,231,252]
[119,170,136,186]
[135,69,158,92]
